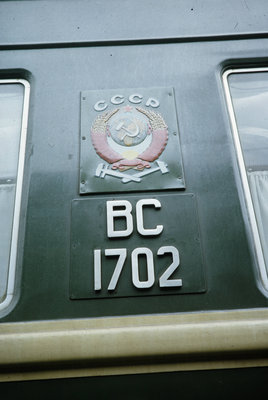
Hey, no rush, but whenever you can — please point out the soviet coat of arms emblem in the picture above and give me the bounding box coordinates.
[80,87,185,194]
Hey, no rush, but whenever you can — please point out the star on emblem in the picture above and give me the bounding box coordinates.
[123,105,133,112]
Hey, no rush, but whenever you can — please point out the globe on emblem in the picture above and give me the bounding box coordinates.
[91,105,168,170]
[107,107,149,147]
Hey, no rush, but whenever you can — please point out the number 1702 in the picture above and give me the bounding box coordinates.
[93,245,182,291]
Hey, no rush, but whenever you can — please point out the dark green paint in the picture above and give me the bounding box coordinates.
[0,1,267,322]
[0,40,267,322]
[70,193,205,299]
[1,0,268,397]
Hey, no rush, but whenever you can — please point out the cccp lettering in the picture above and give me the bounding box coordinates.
[94,94,160,111]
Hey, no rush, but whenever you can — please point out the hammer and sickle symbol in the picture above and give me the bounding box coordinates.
[116,120,140,141]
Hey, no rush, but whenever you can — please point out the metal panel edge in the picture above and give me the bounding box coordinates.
[222,68,268,293]
[2,1,268,47]
[0,309,268,381]
[0,79,30,313]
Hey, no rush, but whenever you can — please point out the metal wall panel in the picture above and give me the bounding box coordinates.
[1,0,268,385]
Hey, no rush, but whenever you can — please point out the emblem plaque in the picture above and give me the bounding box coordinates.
[80,87,185,194]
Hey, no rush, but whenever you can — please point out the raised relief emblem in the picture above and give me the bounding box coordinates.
[91,106,169,183]
[80,87,184,193]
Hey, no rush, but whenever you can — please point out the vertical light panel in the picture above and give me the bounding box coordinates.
[223,68,268,291]
[0,79,30,311]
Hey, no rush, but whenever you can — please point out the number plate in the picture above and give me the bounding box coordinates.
[70,193,206,299]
